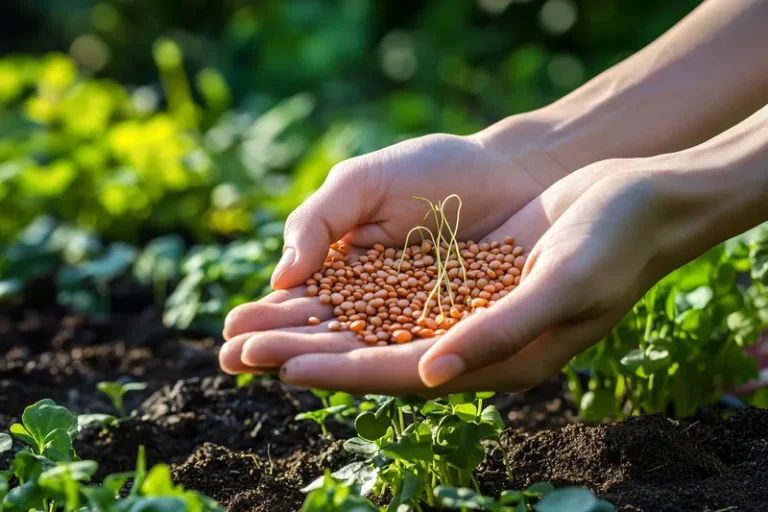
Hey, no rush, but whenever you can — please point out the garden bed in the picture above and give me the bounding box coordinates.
[1,289,767,512]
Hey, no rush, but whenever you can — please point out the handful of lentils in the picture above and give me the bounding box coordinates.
[304,237,526,345]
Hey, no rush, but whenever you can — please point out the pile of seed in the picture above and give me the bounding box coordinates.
[304,237,526,345]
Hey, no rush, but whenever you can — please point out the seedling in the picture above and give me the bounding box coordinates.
[296,390,365,435]
[398,194,468,321]
[97,381,148,417]
[435,483,615,512]
[302,392,510,510]
[2,399,223,511]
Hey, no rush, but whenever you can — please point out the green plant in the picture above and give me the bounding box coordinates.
[97,381,148,417]
[303,392,508,510]
[301,470,382,512]
[163,233,282,335]
[0,399,222,511]
[295,391,369,436]
[568,224,768,420]
[133,234,186,305]
[435,484,614,512]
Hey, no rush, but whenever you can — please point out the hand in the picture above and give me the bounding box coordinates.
[220,151,679,394]
[234,156,694,395]
[219,115,570,373]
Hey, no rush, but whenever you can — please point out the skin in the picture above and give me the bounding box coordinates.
[221,0,768,395]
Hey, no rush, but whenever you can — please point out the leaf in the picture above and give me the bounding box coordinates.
[329,392,356,408]
[443,423,485,471]
[301,461,380,496]
[534,487,612,512]
[480,405,505,434]
[355,411,390,441]
[524,482,555,496]
[78,414,118,430]
[387,470,420,511]
[38,460,98,492]
[4,480,46,510]
[0,433,12,454]
[434,486,496,510]
[16,399,77,456]
[10,450,48,483]
[343,437,379,457]
[0,471,8,502]
[579,390,617,423]
[381,436,434,462]
[685,286,714,310]
[619,349,645,374]
[42,427,76,461]
[453,403,477,422]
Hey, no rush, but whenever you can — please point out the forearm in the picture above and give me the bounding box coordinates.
[654,104,768,268]
[480,0,768,172]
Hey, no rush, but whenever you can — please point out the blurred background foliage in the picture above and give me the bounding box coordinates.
[1,0,702,245]
[0,0,704,331]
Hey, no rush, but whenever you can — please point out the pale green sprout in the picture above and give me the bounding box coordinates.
[398,194,470,322]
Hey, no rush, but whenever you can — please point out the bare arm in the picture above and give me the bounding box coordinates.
[479,0,768,171]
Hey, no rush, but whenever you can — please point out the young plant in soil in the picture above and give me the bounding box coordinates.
[0,399,222,511]
[568,224,768,421]
[303,392,510,510]
[96,381,148,418]
[435,483,614,512]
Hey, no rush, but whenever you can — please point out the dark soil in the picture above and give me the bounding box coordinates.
[2,287,767,511]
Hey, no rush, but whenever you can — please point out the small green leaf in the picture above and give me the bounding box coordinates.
[0,433,12,454]
[343,437,379,457]
[38,460,98,491]
[355,411,391,441]
[534,487,611,512]
[78,414,118,430]
[525,482,555,496]
[382,436,434,462]
[434,486,496,510]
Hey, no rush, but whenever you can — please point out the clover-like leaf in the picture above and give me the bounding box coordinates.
[355,411,391,442]
[0,433,12,454]
[343,437,379,457]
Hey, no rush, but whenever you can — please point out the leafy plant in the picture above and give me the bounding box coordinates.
[568,225,768,420]
[163,233,282,334]
[1,399,222,511]
[303,392,509,509]
[435,484,614,512]
[301,470,381,512]
[97,381,148,417]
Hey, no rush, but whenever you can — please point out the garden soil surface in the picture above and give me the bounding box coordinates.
[1,285,767,511]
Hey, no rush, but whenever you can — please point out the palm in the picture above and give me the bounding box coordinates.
[342,134,551,248]
[220,130,567,380]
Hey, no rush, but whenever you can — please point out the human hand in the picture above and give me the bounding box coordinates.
[220,155,679,394]
[219,114,570,372]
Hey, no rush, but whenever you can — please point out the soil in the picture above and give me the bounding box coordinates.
[1,285,767,511]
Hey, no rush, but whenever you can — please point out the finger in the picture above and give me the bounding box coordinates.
[417,262,579,388]
[280,340,433,396]
[279,318,609,396]
[223,291,334,340]
[272,156,381,290]
[219,333,272,375]
[241,324,365,367]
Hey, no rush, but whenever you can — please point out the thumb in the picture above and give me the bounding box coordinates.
[271,159,374,289]
[417,262,578,388]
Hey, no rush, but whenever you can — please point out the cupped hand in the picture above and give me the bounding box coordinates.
[219,118,567,367]
[221,143,680,396]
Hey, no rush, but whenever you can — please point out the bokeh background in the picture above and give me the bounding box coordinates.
[0,0,703,333]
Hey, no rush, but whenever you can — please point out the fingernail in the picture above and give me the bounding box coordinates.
[420,355,466,388]
[271,247,295,288]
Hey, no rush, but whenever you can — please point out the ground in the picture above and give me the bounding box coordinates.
[2,286,767,511]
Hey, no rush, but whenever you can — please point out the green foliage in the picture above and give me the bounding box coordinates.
[97,381,148,418]
[1,400,223,512]
[570,228,768,420]
[162,233,282,335]
[435,484,614,512]
[303,392,509,510]
[301,471,381,512]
